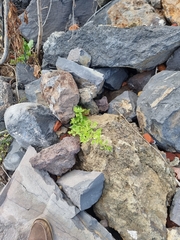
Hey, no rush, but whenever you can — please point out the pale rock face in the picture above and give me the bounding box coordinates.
[162,0,180,25]
[78,114,176,240]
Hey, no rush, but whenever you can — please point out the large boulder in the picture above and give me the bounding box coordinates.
[43,24,180,71]
[4,102,58,149]
[137,70,180,152]
[77,114,176,240]
[0,146,115,240]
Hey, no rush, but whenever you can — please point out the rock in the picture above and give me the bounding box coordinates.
[77,114,176,240]
[30,137,80,176]
[166,47,180,71]
[96,67,129,90]
[4,102,58,149]
[87,0,165,27]
[43,24,180,71]
[12,0,31,14]
[19,0,97,43]
[16,63,37,88]
[170,188,180,225]
[167,228,180,240]
[137,70,180,152]
[0,79,14,131]
[57,170,105,211]
[83,100,99,115]
[127,70,155,94]
[25,78,41,102]
[96,0,111,7]
[3,139,25,171]
[67,48,91,67]
[0,146,115,240]
[41,70,79,124]
[147,0,162,8]
[79,85,97,104]
[56,57,104,92]
[108,91,137,122]
[162,0,180,25]
[95,96,109,112]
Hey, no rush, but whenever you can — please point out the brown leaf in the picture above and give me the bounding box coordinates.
[33,65,41,78]
[24,10,28,24]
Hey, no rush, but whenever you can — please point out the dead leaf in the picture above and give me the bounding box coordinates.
[69,24,79,31]
[33,65,41,78]
[24,10,28,24]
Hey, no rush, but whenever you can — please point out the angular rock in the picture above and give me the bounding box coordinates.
[56,57,104,92]
[25,78,41,102]
[41,70,79,124]
[166,47,180,71]
[57,170,105,211]
[0,147,114,240]
[30,137,80,176]
[78,114,176,240]
[83,100,99,115]
[162,0,180,25]
[3,139,25,171]
[16,63,37,88]
[170,188,180,225]
[0,79,14,131]
[137,70,180,152]
[19,0,97,42]
[79,85,97,104]
[96,67,129,90]
[95,96,109,112]
[87,0,165,27]
[0,146,115,240]
[67,48,91,67]
[127,70,155,94]
[43,24,180,71]
[108,91,137,121]
[4,102,58,149]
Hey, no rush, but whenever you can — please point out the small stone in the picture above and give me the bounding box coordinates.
[67,48,91,67]
[30,137,80,176]
[16,63,37,88]
[57,170,105,211]
[95,96,109,112]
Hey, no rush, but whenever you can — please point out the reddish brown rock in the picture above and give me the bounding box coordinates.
[30,137,80,175]
[41,70,79,124]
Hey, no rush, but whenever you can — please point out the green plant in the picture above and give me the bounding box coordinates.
[69,106,112,151]
[0,132,13,162]
[10,39,34,64]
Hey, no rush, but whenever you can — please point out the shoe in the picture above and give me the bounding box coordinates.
[28,218,53,240]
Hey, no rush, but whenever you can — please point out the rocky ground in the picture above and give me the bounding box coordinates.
[1,0,180,239]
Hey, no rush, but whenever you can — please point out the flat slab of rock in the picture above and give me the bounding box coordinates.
[43,24,180,71]
[137,70,180,152]
[57,170,104,211]
[30,137,80,176]
[78,114,176,240]
[0,146,115,240]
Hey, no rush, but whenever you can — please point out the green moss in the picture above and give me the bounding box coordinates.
[0,132,13,163]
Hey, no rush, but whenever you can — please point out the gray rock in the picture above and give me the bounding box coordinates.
[108,91,137,121]
[56,57,104,92]
[30,137,80,176]
[166,47,180,71]
[25,78,41,102]
[95,96,109,112]
[43,24,180,71]
[19,0,97,43]
[16,63,37,87]
[83,100,99,115]
[127,70,155,94]
[67,48,91,67]
[4,102,58,149]
[78,114,176,240]
[170,188,180,226]
[79,85,97,104]
[41,70,79,124]
[147,0,162,8]
[0,79,14,131]
[137,70,180,152]
[96,67,129,90]
[3,139,25,171]
[57,170,105,211]
[0,146,115,240]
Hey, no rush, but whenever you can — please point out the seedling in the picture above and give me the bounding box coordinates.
[69,106,112,151]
